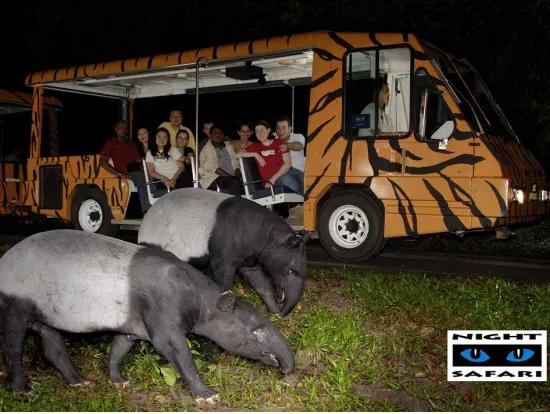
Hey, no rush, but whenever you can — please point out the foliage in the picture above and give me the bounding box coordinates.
[1,265,549,411]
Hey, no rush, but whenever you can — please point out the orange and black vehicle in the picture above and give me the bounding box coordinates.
[2,31,547,261]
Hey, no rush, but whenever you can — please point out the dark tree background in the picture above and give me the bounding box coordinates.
[1,0,549,166]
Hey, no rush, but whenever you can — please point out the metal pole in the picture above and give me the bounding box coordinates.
[194,56,207,188]
[291,85,295,127]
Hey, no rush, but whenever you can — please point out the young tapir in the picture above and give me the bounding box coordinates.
[138,188,308,316]
[0,230,294,403]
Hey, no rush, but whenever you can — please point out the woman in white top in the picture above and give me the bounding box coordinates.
[145,127,183,191]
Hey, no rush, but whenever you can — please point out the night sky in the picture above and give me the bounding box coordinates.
[1,0,549,166]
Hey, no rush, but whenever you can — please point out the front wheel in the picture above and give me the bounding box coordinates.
[318,192,385,262]
[71,188,117,236]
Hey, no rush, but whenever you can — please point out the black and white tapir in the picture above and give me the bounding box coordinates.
[0,230,294,403]
[138,188,308,316]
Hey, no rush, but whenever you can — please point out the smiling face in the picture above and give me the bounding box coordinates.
[254,125,271,144]
[275,120,292,141]
[210,127,225,146]
[169,110,183,127]
[155,130,169,150]
[238,124,252,142]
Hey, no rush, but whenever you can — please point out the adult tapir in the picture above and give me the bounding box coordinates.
[0,230,294,403]
[138,188,308,316]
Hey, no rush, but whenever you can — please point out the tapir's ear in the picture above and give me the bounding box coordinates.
[216,291,236,312]
[288,230,310,248]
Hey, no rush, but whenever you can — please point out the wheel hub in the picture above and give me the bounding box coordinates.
[78,199,103,233]
[328,204,369,248]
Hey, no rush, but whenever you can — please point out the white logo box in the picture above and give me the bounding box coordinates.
[447,330,547,382]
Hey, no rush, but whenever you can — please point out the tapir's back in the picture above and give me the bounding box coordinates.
[138,188,232,261]
[0,230,141,332]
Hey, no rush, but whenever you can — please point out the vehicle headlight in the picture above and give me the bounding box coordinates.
[512,188,525,204]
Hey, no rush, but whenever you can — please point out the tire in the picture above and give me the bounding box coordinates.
[71,187,117,236]
[318,191,385,262]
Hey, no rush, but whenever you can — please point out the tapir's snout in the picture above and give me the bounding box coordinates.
[194,299,295,375]
[254,326,295,374]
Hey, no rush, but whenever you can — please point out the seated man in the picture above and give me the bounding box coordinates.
[199,126,242,196]
[100,120,151,215]
[275,115,305,195]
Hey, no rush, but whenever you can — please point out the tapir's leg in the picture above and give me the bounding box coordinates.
[239,266,280,314]
[2,302,32,392]
[210,258,237,312]
[31,322,90,386]
[149,330,218,402]
[108,334,137,384]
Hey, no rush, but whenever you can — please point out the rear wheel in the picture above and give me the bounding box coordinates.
[71,188,117,236]
[319,191,385,262]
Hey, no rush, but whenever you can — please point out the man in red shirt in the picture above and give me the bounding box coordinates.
[100,120,141,178]
[100,120,152,214]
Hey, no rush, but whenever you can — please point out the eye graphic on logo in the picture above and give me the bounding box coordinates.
[506,348,535,363]
[460,347,490,363]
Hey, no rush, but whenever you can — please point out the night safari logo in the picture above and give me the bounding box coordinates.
[447,331,547,382]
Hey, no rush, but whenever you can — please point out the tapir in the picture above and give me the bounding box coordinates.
[0,230,294,402]
[138,188,308,316]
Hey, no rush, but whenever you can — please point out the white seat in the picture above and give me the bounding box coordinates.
[238,157,304,206]
[142,159,170,205]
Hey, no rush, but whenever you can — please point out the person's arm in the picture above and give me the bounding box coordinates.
[146,162,170,182]
[288,134,305,151]
[287,141,304,151]
[266,152,291,187]
[100,155,125,177]
[236,151,266,167]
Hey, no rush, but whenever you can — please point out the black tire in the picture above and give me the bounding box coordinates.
[71,187,118,236]
[318,191,385,262]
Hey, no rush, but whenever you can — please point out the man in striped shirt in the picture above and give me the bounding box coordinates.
[199,126,242,196]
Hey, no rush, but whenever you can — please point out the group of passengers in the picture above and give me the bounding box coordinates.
[99,109,306,216]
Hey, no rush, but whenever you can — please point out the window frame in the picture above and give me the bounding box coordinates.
[342,44,415,140]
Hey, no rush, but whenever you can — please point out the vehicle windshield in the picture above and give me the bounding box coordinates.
[422,43,518,142]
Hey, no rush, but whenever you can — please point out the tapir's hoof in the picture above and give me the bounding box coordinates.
[8,378,32,395]
[216,291,236,312]
[69,379,92,387]
[195,393,219,405]
[111,380,130,389]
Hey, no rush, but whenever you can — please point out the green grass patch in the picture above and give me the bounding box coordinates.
[0,265,549,411]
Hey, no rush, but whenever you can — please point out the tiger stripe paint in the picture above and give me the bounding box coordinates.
[6,31,547,236]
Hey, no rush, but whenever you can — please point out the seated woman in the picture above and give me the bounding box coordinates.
[174,129,195,188]
[145,127,184,196]
[239,120,302,195]
[231,122,253,154]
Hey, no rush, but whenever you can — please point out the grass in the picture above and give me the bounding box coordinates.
[0,247,549,410]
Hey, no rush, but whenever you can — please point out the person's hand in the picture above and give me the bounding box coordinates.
[264,180,272,188]
[163,179,173,189]
[254,153,266,167]
[280,144,288,152]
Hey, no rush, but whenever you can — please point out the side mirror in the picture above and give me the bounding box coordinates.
[429,120,453,150]
[430,120,454,141]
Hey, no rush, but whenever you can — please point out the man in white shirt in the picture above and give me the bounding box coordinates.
[275,116,304,195]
